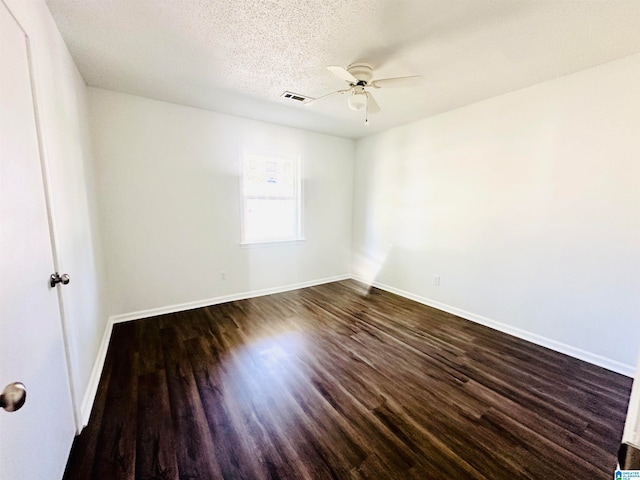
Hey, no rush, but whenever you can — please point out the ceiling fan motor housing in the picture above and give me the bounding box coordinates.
[347,64,373,85]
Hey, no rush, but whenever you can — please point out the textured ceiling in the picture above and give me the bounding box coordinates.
[46,0,640,139]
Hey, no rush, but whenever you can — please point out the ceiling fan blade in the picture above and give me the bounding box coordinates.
[366,92,381,114]
[371,75,424,88]
[305,88,351,106]
[327,66,358,84]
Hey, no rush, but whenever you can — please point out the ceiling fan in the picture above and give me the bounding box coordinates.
[306,64,423,124]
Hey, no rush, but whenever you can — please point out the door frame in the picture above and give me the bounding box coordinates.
[623,348,640,448]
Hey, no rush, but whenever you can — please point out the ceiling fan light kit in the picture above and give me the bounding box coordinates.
[304,63,423,125]
[348,88,367,111]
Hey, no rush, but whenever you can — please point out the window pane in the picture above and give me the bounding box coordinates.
[244,154,295,198]
[245,198,296,242]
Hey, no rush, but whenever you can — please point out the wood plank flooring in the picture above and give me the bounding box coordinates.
[63,280,633,479]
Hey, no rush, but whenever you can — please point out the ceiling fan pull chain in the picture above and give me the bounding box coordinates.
[365,93,369,125]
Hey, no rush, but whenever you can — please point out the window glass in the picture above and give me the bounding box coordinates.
[241,152,302,244]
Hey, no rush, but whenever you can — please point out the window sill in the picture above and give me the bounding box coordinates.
[240,238,306,248]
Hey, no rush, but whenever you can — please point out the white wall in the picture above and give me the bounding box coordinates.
[3,0,109,426]
[87,88,354,318]
[352,54,640,374]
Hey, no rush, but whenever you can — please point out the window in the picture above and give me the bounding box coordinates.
[241,151,302,244]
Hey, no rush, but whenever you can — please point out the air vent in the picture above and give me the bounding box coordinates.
[281,91,312,103]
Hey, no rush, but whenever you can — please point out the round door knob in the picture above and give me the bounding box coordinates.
[1,382,27,412]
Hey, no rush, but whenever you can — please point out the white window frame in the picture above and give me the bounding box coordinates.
[240,150,303,245]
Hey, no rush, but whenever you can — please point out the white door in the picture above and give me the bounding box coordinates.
[0,2,76,479]
[623,347,640,448]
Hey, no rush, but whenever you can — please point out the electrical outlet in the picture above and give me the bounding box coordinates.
[220,271,226,281]
[433,275,441,286]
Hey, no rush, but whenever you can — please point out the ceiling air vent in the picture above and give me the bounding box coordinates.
[281,91,312,103]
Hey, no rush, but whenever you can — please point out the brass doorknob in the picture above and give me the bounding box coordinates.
[1,382,27,412]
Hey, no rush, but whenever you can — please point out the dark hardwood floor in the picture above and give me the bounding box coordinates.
[63,280,632,479]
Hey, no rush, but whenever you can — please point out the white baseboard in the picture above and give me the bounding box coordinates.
[356,276,635,377]
[79,318,113,428]
[109,274,351,324]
